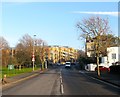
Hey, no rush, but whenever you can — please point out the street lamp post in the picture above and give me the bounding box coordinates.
[32,35,36,71]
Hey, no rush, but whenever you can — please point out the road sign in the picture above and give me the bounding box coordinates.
[8,65,14,70]
[32,54,35,57]
[32,57,35,61]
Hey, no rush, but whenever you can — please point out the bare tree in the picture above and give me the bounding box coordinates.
[76,16,112,77]
[98,34,119,56]
[15,34,33,68]
[35,39,43,46]
[0,37,10,67]
[15,34,48,69]
[0,36,9,49]
[19,34,33,47]
[39,41,49,70]
[15,43,26,68]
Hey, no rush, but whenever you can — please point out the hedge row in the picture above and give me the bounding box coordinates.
[109,65,120,74]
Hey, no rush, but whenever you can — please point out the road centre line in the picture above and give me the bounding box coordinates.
[61,84,64,94]
[60,78,62,84]
[60,69,64,94]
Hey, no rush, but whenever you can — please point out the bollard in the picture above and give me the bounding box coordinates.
[2,74,7,84]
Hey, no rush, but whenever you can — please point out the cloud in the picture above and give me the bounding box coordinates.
[72,11,120,17]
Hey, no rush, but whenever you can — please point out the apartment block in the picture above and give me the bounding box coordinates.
[48,46,78,64]
[86,39,95,57]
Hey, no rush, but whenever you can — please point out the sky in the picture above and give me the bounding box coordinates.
[1,1,119,50]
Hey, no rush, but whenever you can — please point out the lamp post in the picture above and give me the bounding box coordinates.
[45,53,48,69]
[32,35,36,71]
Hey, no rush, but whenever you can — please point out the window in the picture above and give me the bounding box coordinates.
[112,53,116,59]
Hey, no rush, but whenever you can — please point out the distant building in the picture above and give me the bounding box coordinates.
[1,45,79,66]
[86,35,120,57]
[85,39,95,57]
[48,45,78,64]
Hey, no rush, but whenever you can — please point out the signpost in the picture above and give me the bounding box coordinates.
[8,65,14,70]
[32,53,35,71]
[32,34,36,71]
[32,57,35,62]
[8,64,15,77]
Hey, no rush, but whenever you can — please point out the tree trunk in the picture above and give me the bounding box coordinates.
[42,61,44,70]
[96,36,100,77]
[97,56,100,77]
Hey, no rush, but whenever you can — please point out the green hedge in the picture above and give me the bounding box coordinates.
[109,65,120,74]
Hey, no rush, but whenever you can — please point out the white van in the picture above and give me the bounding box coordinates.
[65,62,71,68]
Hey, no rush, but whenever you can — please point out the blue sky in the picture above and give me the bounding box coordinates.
[1,2,119,50]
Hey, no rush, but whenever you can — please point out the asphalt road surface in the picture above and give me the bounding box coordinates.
[2,65,120,96]
[3,68,61,95]
[61,66,119,95]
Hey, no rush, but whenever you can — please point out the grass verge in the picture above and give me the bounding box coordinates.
[1,67,40,78]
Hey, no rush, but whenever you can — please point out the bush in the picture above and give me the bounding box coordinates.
[109,65,120,74]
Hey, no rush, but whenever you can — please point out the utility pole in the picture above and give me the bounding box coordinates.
[32,35,36,71]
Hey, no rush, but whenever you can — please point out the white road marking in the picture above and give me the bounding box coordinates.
[60,69,64,94]
[60,78,63,84]
[61,84,64,94]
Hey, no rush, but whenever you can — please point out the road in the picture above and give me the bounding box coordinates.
[3,68,61,95]
[2,65,120,96]
[61,66,119,95]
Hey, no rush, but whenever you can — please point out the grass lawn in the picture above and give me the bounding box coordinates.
[1,67,40,78]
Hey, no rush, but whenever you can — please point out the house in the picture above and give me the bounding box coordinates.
[85,46,120,71]
[85,39,95,57]
[107,46,120,66]
[100,46,120,67]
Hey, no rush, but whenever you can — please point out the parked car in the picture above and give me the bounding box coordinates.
[95,66,110,73]
[65,62,71,68]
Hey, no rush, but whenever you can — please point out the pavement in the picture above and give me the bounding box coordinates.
[2,69,47,87]
[83,70,120,87]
